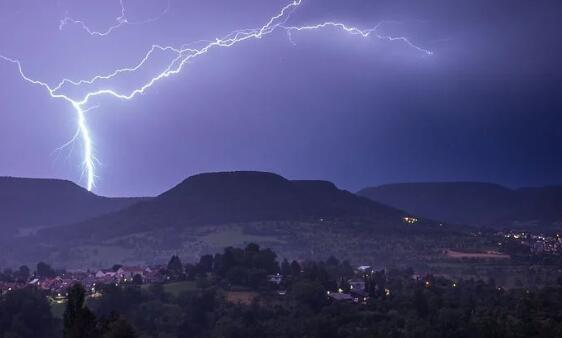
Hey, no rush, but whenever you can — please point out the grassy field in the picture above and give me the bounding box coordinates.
[445,249,510,259]
[225,291,259,305]
[142,281,198,296]
[163,281,198,296]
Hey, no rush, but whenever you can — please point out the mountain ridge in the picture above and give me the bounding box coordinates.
[0,176,145,234]
[41,171,411,241]
[358,182,562,229]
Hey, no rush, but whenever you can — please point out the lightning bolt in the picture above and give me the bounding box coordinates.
[0,0,432,192]
[59,0,171,37]
[0,54,98,190]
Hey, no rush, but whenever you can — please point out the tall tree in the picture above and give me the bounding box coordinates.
[167,255,184,274]
[16,265,30,281]
[36,262,56,278]
[63,284,98,338]
[280,258,291,276]
[198,254,214,273]
[290,260,301,277]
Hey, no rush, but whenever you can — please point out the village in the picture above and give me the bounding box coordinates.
[0,264,168,301]
[499,231,562,254]
[0,257,390,307]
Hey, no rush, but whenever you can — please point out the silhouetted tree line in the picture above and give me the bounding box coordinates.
[0,261,59,283]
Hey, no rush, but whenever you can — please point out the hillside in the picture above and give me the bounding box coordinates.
[358,182,562,229]
[43,171,409,241]
[0,177,143,235]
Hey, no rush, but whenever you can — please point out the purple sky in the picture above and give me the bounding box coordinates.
[1,0,561,197]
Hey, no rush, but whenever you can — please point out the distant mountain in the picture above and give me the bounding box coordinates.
[43,171,412,241]
[358,182,562,229]
[0,177,144,235]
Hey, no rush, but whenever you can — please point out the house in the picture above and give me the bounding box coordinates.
[95,275,118,285]
[81,276,96,290]
[116,266,147,281]
[350,287,369,303]
[267,274,283,285]
[40,277,63,291]
[357,266,372,275]
[143,270,166,284]
[95,269,116,279]
[349,278,365,292]
[328,292,353,302]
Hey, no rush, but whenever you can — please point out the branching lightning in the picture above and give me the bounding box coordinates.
[0,0,432,192]
[282,22,433,55]
[59,0,171,37]
[0,54,99,189]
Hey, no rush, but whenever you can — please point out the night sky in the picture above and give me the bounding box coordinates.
[1,0,561,197]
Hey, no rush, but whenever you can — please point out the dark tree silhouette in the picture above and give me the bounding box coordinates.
[198,254,214,273]
[0,288,57,338]
[16,265,30,281]
[99,314,137,338]
[36,262,56,278]
[132,274,143,285]
[290,260,301,277]
[168,255,183,271]
[63,284,98,338]
[280,258,291,276]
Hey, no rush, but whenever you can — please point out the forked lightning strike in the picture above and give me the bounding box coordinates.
[0,0,432,192]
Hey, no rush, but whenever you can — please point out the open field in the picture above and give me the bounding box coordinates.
[445,249,510,259]
[163,281,198,296]
[141,281,198,296]
[225,291,259,305]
